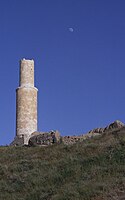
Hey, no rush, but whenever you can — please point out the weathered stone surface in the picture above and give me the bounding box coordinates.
[10,135,24,146]
[28,130,61,146]
[20,59,34,87]
[11,117,125,146]
[62,120,125,145]
[104,120,124,131]
[88,128,104,134]
[16,59,38,144]
[62,136,82,145]
[88,120,125,135]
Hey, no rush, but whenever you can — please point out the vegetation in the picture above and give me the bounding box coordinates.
[0,129,125,200]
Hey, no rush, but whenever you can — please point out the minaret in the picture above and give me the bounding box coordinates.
[16,59,38,144]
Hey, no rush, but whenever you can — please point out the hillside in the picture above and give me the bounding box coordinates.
[1,127,125,200]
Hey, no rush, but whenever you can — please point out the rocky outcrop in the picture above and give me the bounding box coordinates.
[28,130,61,146]
[62,120,125,145]
[62,136,82,145]
[10,120,125,146]
[88,120,125,135]
[104,120,124,131]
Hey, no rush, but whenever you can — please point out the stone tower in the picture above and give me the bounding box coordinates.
[16,59,38,144]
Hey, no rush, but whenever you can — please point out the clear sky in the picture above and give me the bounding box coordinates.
[0,0,125,145]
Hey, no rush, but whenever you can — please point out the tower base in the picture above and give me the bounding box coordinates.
[10,135,24,146]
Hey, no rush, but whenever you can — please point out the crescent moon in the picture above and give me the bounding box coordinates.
[69,28,74,32]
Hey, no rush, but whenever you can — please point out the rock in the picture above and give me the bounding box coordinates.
[88,128,105,134]
[104,120,125,131]
[28,130,61,146]
[10,135,24,146]
[61,120,125,145]
[62,135,84,145]
[88,120,125,136]
[10,120,125,147]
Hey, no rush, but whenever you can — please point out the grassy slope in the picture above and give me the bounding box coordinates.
[0,128,125,200]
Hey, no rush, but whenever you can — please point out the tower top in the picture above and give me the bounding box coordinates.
[19,59,35,87]
[21,58,34,62]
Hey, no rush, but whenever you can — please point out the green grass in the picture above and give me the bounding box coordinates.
[0,129,125,200]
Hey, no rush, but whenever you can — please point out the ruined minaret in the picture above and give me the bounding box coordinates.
[16,59,38,144]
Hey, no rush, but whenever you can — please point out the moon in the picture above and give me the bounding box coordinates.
[69,27,74,32]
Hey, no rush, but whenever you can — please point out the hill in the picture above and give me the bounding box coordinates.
[1,126,125,200]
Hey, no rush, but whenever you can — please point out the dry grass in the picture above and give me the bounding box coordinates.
[0,128,125,199]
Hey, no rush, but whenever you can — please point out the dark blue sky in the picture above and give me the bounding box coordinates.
[0,0,125,145]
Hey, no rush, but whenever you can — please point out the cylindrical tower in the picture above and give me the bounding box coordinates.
[16,59,38,144]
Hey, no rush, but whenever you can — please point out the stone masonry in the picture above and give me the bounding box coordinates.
[16,59,38,144]
[11,59,125,147]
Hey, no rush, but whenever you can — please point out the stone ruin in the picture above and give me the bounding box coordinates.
[11,120,125,146]
[62,120,125,145]
[10,59,125,147]
[29,130,61,146]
